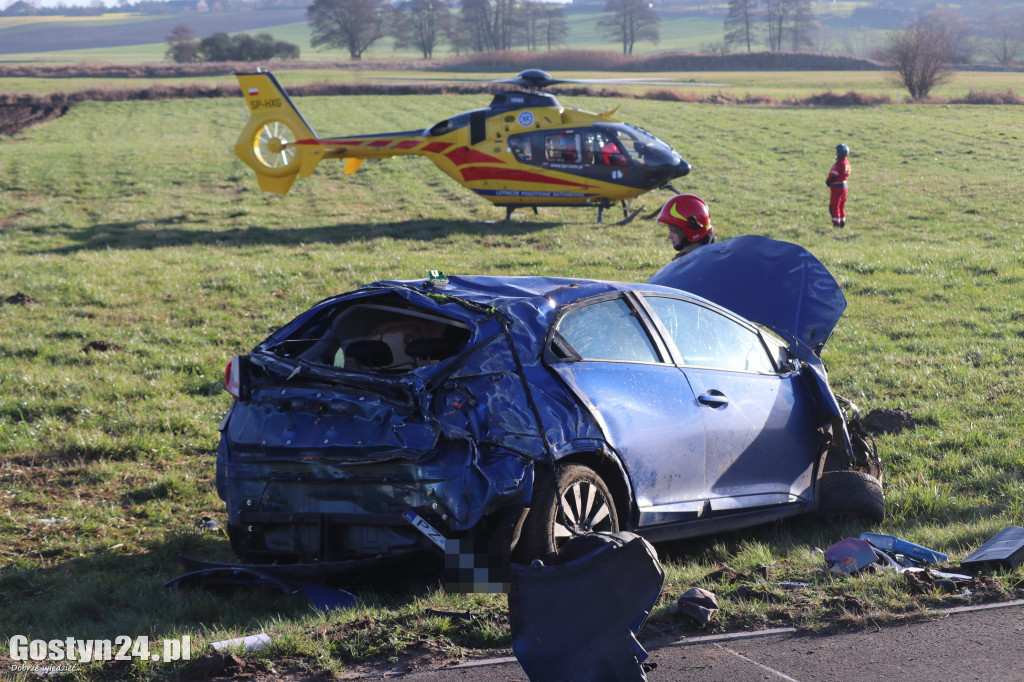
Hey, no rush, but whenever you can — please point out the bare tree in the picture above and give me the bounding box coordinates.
[515,0,566,51]
[917,7,974,65]
[785,0,816,52]
[598,0,659,56]
[165,23,199,63]
[980,11,1024,68]
[458,0,518,52]
[723,0,759,53]
[763,0,787,51]
[764,0,815,52]
[539,2,568,51]
[883,21,954,99]
[394,0,451,59]
[308,0,387,60]
[517,0,541,51]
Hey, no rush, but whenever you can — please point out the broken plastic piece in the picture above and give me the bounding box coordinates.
[872,548,973,581]
[961,526,1024,570]
[673,587,719,625]
[509,531,663,682]
[822,538,878,574]
[859,532,947,564]
[210,633,270,653]
[198,516,220,532]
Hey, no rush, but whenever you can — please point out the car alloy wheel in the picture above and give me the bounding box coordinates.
[517,463,620,563]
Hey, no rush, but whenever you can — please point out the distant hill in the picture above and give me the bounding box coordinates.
[0,8,305,55]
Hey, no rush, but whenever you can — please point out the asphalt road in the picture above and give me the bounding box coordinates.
[391,600,1024,681]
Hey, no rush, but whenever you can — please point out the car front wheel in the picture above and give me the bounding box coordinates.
[817,470,885,522]
[516,464,620,563]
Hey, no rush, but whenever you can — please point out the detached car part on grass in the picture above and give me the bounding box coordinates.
[215,236,883,575]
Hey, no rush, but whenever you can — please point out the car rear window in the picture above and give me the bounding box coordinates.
[267,296,471,373]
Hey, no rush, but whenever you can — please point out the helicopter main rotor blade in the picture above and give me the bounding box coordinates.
[369,75,729,89]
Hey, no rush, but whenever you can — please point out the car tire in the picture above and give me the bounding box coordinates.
[516,464,620,564]
[817,471,885,522]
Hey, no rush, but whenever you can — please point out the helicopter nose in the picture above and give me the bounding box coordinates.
[674,158,691,178]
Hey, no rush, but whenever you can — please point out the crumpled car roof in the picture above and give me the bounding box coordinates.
[647,235,847,356]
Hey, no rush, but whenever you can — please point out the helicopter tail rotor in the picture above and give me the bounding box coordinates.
[235,72,324,194]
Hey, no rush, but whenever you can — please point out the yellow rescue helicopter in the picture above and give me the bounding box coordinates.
[234,69,696,222]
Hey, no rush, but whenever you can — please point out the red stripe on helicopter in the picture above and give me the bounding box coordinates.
[421,142,452,154]
[368,139,394,148]
[460,167,591,188]
[394,140,421,149]
[446,148,503,166]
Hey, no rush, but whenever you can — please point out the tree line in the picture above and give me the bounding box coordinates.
[163,0,1024,100]
[164,0,661,62]
[721,0,1024,70]
[307,0,661,59]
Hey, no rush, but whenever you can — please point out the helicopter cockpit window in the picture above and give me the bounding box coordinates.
[509,134,533,162]
[607,129,648,167]
[544,133,581,164]
[581,130,627,166]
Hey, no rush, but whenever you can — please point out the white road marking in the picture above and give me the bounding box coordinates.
[714,643,801,681]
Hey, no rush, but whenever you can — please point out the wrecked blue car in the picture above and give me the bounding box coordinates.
[216,236,883,571]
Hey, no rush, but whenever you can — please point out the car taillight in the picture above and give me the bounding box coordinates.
[225,356,241,398]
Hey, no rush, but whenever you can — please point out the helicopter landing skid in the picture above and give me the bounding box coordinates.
[611,207,644,226]
[597,200,642,226]
[504,206,539,221]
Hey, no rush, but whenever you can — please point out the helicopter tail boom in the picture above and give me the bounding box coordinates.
[234,71,324,194]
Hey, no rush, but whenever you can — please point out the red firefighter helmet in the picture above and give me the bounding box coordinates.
[657,194,713,244]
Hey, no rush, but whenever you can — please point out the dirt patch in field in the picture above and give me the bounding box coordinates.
[4,291,39,305]
[862,408,917,435]
[177,652,274,681]
[82,340,124,353]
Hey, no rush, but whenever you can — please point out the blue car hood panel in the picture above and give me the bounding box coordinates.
[647,236,846,355]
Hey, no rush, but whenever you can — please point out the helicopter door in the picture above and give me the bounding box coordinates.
[581,130,627,167]
[580,130,629,181]
[543,133,582,166]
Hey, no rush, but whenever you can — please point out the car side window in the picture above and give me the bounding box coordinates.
[555,298,660,363]
[645,296,776,374]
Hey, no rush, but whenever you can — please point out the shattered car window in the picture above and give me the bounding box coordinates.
[555,298,660,363]
[645,296,775,374]
[264,294,471,372]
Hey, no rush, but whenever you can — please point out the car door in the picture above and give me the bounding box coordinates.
[546,294,709,524]
[641,294,820,511]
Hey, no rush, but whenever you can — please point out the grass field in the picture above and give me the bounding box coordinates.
[1,86,1023,679]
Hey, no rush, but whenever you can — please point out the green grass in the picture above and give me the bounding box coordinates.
[1,89,1023,679]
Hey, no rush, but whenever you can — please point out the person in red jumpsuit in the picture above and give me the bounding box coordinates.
[826,144,851,227]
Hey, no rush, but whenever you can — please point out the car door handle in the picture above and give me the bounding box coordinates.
[698,391,729,407]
